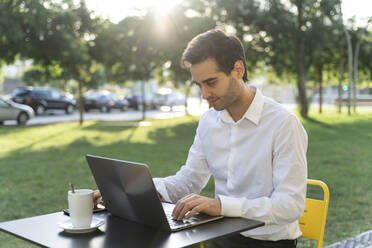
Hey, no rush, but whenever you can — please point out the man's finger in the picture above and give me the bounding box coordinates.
[185,204,204,219]
[93,190,101,200]
[172,194,198,217]
[93,190,102,208]
[176,198,203,220]
[172,194,199,219]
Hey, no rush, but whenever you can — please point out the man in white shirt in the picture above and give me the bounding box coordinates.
[153,29,308,247]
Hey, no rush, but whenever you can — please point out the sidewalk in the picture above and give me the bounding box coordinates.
[2,97,210,126]
[325,230,372,248]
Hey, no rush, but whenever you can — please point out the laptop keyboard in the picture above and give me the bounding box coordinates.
[163,207,193,228]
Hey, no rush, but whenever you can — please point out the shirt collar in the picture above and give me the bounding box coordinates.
[219,87,264,125]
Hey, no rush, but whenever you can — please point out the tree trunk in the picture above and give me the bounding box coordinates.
[338,48,344,113]
[184,81,191,115]
[140,80,146,121]
[297,45,308,118]
[343,26,353,115]
[296,0,308,118]
[78,80,84,125]
[353,40,360,113]
[73,67,84,125]
[317,64,323,114]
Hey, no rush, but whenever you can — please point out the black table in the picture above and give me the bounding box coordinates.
[0,212,264,248]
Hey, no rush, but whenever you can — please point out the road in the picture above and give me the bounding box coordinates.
[2,98,210,126]
[1,97,301,127]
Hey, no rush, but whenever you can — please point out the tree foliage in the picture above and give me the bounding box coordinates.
[1,0,372,119]
[209,0,343,117]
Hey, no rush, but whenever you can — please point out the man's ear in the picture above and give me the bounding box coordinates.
[233,60,245,80]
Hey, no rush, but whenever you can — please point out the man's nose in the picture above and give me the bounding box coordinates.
[201,86,211,99]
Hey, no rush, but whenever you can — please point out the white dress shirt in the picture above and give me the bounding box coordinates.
[153,87,308,241]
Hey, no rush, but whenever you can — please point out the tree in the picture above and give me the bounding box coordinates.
[92,13,162,120]
[339,15,372,115]
[341,19,354,115]
[350,22,371,113]
[152,2,216,113]
[0,0,24,64]
[309,11,343,114]
[92,2,216,119]
[359,31,372,90]
[0,0,53,71]
[337,45,345,113]
[25,0,97,124]
[211,0,342,118]
[90,19,132,84]
[22,63,66,86]
[1,0,99,124]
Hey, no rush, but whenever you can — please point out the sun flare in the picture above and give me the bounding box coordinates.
[85,0,182,23]
[150,0,179,15]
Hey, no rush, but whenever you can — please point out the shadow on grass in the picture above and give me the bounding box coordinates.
[81,121,141,133]
[306,117,334,129]
[303,115,372,141]
[0,125,34,135]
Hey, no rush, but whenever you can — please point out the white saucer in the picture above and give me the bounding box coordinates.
[58,217,105,233]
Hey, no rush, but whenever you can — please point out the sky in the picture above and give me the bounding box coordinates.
[341,0,372,26]
[84,0,182,23]
[84,0,372,25]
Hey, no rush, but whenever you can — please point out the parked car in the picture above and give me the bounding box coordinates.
[83,92,129,112]
[11,87,76,115]
[125,94,158,110]
[0,97,34,125]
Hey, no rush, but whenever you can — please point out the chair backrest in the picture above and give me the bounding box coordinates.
[298,179,330,248]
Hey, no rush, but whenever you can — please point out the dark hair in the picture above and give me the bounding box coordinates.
[181,29,248,82]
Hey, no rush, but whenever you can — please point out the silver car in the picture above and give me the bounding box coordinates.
[0,97,35,125]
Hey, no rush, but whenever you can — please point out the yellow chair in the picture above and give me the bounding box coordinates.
[299,179,330,248]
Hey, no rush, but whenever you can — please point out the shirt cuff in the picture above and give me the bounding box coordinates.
[218,194,243,217]
[153,178,172,203]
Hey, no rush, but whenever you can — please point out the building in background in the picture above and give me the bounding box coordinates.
[2,78,26,94]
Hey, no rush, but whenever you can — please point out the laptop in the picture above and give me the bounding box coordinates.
[85,154,223,232]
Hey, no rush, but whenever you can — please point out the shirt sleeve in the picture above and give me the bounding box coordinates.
[218,114,308,225]
[153,126,212,203]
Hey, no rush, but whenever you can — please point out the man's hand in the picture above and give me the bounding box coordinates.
[172,194,221,220]
[93,190,104,209]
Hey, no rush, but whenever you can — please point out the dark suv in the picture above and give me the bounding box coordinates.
[11,87,76,115]
[83,92,128,112]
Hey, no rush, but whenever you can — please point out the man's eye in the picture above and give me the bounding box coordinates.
[207,81,216,86]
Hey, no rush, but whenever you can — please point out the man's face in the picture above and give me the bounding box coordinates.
[190,59,242,111]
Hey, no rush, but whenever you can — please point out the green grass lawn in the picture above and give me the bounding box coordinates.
[0,107,372,247]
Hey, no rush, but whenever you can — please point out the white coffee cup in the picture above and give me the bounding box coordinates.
[68,189,94,228]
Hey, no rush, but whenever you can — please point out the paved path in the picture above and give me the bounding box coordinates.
[1,109,185,126]
[2,99,299,127]
[2,97,211,126]
[28,109,186,126]
[325,230,372,248]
